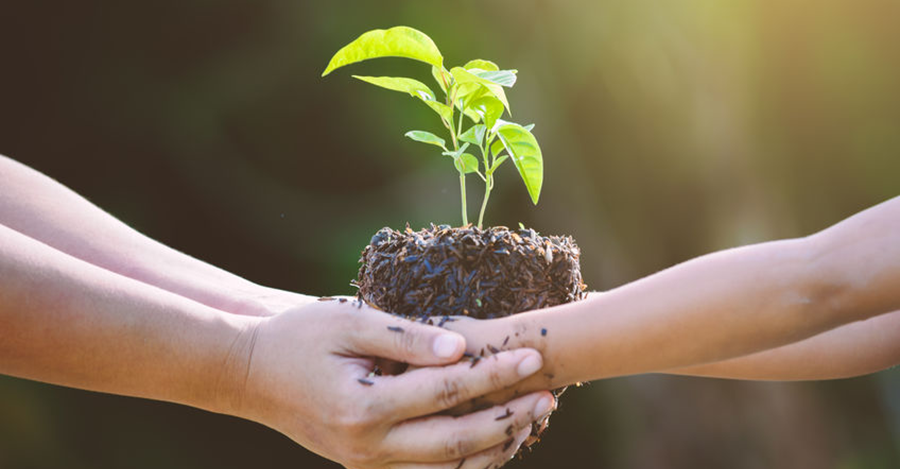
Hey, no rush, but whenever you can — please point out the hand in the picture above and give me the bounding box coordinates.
[223,299,556,469]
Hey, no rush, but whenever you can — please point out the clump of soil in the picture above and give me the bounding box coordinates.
[355,224,587,454]
[356,224,586,320]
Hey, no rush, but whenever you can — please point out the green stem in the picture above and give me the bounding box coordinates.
[476,133,496,229]
[459,172,468,226]
[477,173,493,228]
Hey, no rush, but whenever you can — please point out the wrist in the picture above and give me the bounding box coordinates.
[205,314,266,417]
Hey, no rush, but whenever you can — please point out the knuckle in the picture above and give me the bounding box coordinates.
[487,363,510,391]
[435,376,466,409]
[443,433,474,460]
[394,324,420,358]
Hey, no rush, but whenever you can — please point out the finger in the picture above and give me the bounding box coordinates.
[382,349,544,419]
[345,308,466,366]
[391,425,532,469]
[383,391,555,462]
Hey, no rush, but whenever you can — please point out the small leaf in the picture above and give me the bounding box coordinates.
[453,153,481,174]
[490,137,505,158]
[352,76,435,100]
[464,59,499,71]
[453,83,488,123]
[469,96,504,131]
[405,130,447,150]
[454,81,483,105]
[459,124,487,146]
[442,142,471,158]
[490,154,509,172]
[322,26,443,76]
[524,123,535,131]
[496,123,543,205]
[471,69,518,87]
[450,67,510,113]
[432,65,452,93]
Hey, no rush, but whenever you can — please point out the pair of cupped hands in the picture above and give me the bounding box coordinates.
[224,289,555,469]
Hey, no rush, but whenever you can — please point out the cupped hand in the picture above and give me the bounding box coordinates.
[222,298,555,469]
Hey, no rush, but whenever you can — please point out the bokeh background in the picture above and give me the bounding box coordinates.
[1,1,899,468]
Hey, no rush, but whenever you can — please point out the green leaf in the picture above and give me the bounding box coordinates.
[432,66,452,94]
[471,69,518,87]
[450,67,510,114]
[524,123,535,131]
[353,75,450,123]
[452,83,487,123]
[442,143,471,159]
[469,96,504,131]
[459,124,487,146]
[352,76,435,100]
[490,137,505,158]
[453,153,480,174]
[490,154,509,172]
[496,122,543,205]
[404,130,447,150]
[464,59,499,72]
[322,26,443,76]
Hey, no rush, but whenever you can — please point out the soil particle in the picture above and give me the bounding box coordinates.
[386,326,404,333]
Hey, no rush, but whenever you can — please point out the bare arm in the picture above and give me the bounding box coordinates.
[0,222,553,468]
[0,222,251,410]
[668,309,900,380]
[446,197,900,408]
[0,154,311,316]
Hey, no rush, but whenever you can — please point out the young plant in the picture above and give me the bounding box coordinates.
[322,26,543,228]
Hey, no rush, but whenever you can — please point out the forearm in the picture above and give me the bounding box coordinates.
[0,223,257,413]
[449,198,900,402]
[0,155,311,315]
[668,309,900,380]
[453,237,839,390]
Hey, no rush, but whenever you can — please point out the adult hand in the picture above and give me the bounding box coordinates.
[223,299,556,469]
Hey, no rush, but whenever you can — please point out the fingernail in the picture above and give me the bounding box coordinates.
[433,334,462,358]
[516,353,542,377]
[532,396,554,419]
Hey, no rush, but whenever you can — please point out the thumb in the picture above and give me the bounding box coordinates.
[347,309,466,366]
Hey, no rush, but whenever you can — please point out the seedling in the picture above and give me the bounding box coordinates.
[322,26,543,228]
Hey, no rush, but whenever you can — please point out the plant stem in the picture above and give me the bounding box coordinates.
[477,173,493,228]
[459,173,468,226]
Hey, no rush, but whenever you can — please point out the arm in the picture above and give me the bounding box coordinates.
[0,154,307,316]
[0,223,552,469]
[668,309,900,380]
[446,197,900,407]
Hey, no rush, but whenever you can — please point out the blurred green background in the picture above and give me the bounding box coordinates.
[1,1,898,468]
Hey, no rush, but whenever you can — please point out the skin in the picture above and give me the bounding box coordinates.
[0,154,307,317]
[443,197,900,411]
[0,155,555,469]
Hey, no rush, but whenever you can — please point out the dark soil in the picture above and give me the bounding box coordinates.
[354,224,587,455]
[356,224,586,320]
